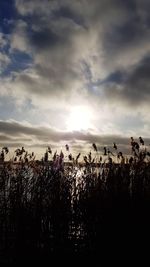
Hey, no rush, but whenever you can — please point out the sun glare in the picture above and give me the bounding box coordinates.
[66,106,92,131]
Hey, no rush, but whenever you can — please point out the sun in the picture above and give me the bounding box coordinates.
[66,106,92,131]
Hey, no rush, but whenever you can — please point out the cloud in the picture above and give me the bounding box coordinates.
[103,54,150,106]
[10,19,29,52]
[0,0,150,145]
[0,52,10,71]
[0,119,122,144]
[0,119,149,150]
[0,32,8,48]
[8,12,86,101]
[11,0,150,101]
[0,32,11,73]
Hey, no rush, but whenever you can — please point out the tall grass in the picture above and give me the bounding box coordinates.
[0,137,150,264]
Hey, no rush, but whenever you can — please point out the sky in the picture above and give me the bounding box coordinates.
[0,0,150,158]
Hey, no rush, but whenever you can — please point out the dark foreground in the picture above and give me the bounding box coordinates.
[0,162,150,265]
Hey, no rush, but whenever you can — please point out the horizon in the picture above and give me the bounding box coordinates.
[0,135,149,162]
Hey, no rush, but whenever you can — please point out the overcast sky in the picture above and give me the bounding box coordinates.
[0,0,150,157]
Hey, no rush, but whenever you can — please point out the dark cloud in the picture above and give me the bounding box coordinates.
[0,120,147,148]
[52,5,85,27]
[0,120,55,139]
[104,18,141,52]
[104,54,150,106]
[98,0,150,66]
[29,28,62,50]
[102,70,125,85]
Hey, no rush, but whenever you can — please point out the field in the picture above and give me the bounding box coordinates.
[0,139,150,264]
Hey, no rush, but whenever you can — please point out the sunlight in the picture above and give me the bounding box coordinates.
[66,106,92,131]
